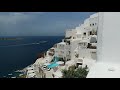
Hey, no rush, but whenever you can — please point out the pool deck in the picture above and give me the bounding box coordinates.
[87,62,120,78]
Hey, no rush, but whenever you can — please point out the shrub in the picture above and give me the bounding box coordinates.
[62,65,89,78]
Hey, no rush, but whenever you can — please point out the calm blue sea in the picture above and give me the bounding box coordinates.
[0,36,64,78]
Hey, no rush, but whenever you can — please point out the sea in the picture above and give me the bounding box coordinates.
[0,36,64,78]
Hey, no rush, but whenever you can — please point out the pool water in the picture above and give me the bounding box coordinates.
[47,57,59,68]
[47,63,59,68]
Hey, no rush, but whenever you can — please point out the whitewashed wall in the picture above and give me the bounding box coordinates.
[65,30,72,37]
[97,12,120,63]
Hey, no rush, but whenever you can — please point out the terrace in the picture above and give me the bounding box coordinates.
[87,43,97,49]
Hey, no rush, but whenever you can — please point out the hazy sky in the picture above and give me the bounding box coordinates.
[0,12,95,36]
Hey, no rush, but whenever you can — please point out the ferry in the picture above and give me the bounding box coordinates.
[11,77,16,78]
[8,73,12,75]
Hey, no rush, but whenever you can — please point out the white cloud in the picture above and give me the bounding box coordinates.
[0,12,47,36]
[0,12,31,24]
[0,12,46,25]
[0,12,87,36]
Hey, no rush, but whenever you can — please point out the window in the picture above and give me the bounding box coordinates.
[69,51,70,54]
[91,51,96,53]
[93,23,94,26]
[84,43,86,46]
[79,43,83,46]
[76,63,83,68]
[90,31,92,35]
[90,24,91,26]
[83,32,86,36]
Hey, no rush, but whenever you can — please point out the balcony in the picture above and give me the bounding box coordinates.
[90,46,97,49]
[48,52,54,56]
[49,48,55,52]
[53,44,57,48]
[64,36,72,44]
[66,41,70,45]
[64,36,72,39]
[87,43,97,49]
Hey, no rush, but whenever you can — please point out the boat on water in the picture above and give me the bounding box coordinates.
[39,41,47,43]
[8,73,12,75]
[15,70,23,73]
[11,77,16,78]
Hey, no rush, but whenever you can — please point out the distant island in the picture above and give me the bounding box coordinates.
[0,38,23,40]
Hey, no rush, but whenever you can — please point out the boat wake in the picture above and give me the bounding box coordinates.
[0,41,47,47]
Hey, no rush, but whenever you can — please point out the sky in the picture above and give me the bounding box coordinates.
[0,12,95,36]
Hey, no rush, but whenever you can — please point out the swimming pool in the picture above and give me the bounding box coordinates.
[47,57,59,68]
[47,63,59,68]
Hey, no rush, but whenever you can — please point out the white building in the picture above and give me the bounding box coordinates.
[29,12,99,78]
[55,42,66,59]
[52,13,98,71]
[87,12,120,78]
[26,66,36,78]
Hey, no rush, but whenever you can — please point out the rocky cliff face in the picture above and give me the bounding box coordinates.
[37,51,46,59]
